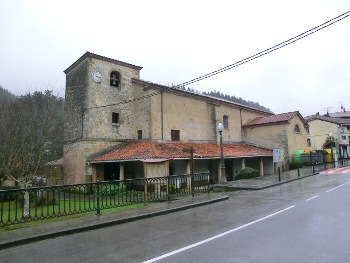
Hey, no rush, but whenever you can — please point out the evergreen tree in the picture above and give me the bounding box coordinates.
[202,89,271,112]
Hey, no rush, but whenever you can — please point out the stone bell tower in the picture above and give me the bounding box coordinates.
[63,52,143,183]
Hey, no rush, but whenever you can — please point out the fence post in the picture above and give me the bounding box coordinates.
[191,174,195,197]
[96,180,101,215]
[309,152,312,165]
[207,172,210,195]
[167,176,171,201]
[297,166,300,177]
[278,167,281,181]
[144,179,148,206]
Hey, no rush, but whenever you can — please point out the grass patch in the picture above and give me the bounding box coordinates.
[0,203,145,232]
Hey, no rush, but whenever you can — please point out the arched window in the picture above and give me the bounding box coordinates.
[294,124,300,133]
[110,71,120,87]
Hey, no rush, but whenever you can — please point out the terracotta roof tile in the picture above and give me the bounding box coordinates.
[89,141,272,162]
[243,111,300,126]
[305,114,350,125]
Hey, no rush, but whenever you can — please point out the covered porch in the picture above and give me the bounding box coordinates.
[87,141,274,183]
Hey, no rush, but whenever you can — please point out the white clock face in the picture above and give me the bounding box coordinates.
[92,70,102,83]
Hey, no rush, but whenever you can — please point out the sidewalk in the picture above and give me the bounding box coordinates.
[0,164,347,250]
[0,193,228,250]
[215,164,327,191]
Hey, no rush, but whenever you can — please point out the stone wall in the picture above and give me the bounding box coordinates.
[64,58,89,142]
[286,116,308,159]
[82,57,142,140]
[307,119,338,149]
[243,115,308,167]
[243,123,288,150]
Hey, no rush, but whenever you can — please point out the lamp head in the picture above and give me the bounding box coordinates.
[217,123,224,132]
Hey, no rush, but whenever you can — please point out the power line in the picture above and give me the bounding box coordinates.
[87,11,350,110]
[174,11,350,88]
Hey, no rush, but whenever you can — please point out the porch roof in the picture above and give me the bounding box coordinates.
[88,141,273,163]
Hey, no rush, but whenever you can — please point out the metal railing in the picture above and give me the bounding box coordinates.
[0,172,210,227]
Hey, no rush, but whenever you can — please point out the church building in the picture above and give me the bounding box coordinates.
[63,52,307,184]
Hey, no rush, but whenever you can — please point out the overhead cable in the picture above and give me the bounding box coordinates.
[173,11,350,88]
[87,11,350,110]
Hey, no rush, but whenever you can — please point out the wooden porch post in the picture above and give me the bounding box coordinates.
[260,157,264,177]
[119,163,125,181]
[241,158,246,169]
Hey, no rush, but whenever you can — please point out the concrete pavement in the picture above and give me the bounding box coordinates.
[217,164,329,190]
[0,163,347,250]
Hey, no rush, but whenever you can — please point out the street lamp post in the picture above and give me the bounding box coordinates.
[217,123,227,184]
[328,132,334,167]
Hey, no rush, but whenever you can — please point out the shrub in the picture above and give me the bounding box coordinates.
[35,193,57,206]
[168,184,179,194]
[289,161,303,170]
[61,187,91,195]
[100,183,127,196]
[235,167,260,180]
[16,190,37,206]
[62,188,86,195]
[0,186,19,190]
[0,187,20,202]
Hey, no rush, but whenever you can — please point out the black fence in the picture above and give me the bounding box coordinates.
[299,153,325,163]
[0,172,210,227]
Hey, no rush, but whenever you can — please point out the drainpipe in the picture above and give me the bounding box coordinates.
[240,108,244,141]
[161,91,164,140]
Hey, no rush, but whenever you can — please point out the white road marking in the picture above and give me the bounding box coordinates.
[326,180,350,192]
[142,205,295,263]
[306,195,320,201]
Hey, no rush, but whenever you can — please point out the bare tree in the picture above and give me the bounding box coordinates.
[0,90,64,187]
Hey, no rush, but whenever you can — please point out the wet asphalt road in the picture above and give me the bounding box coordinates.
[3,172,350,263]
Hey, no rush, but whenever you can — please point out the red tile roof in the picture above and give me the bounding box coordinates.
[243,111,301,126]
[89,141,272,162]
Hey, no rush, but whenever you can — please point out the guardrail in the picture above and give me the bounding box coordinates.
[0,172,210,227]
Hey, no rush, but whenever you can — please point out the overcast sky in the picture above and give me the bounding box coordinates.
[1,0,349,117]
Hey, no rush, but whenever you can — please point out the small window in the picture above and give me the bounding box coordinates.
[307,139,311,147]
[112,112,119,124]
[306,127,310,134]
[110,71,120,87]
[171,130,180,141]
[223,115,229,129]
[294,124,300,133]
[137,130,143,140]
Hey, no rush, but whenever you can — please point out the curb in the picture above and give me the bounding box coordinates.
[0,195,229,250]
[242,172,319,191]
[214,172,320,191]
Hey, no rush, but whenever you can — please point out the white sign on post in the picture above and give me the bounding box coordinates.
[273,149,285,163]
